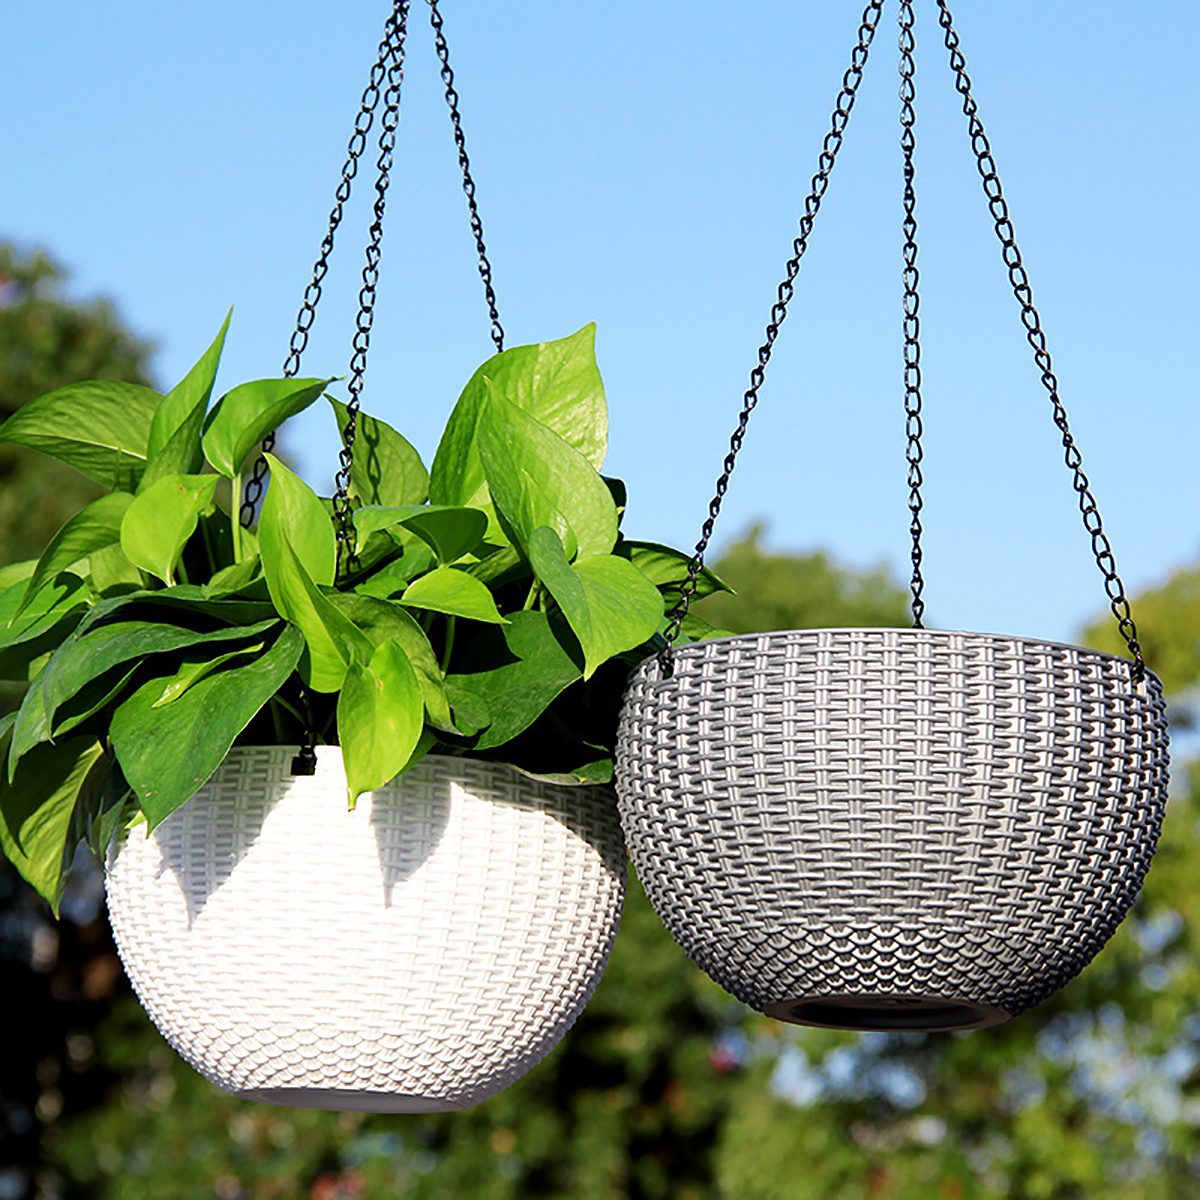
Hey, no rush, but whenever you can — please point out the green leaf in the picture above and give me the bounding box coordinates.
[148,638,270,708]
[352,504,488,564]
[447,610,583,750]
[204,558,263,597]
[0,380,163,490]
[502,757,615,787]
[528,526,664,679]
[430,325,607,509]
[400,566,509,625]
[141,313,231,488]
[0,572,89,680]
[0,731,110,913]
[353,546,437,599]
[109,624,305,829]
[9,673,52,781]
[71,587,276,637]
[40,616,283,737]
[324,593,453,732]
[337,639,424,806]
[120,474,218,585]
[477,385,618,560]
[329,398,429,507]
[14,494,133,620]
[258,454,336,587]
[201,377,331,478]
[148,311,230,461]
[87,542,144,598]
[619,540,731,599]
[260,536,369,692]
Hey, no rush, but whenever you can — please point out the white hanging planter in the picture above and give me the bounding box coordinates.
[105,747,626,1112]
[616,628,1169,1031]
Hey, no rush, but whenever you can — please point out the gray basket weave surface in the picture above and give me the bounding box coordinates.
[616,628,1169,1030]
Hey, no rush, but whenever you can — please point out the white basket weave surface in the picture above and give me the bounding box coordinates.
[616,628,1169,1030]
[106,749,626,1111]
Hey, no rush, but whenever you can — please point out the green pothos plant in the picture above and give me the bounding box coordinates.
[0,317,731,912]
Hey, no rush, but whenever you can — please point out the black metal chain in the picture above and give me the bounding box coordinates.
[935,0,1145,680]
[899,0,925,629]
[240,0,410,528]
[429,0,504,353]
[660,0,885,663]
[331,7,410,569]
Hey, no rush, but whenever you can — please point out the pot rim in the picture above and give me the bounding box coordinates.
[640,625,1152,678]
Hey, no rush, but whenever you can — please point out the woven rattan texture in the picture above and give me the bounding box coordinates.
[616,629,1169,1021]
[106,750,626,1111]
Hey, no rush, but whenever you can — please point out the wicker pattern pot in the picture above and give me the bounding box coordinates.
[616,628,1169,1031]
[106,748,625,1111]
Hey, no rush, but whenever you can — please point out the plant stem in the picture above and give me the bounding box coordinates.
[441,616,457,673]
[523,580,540,610]
[231,471,243,563]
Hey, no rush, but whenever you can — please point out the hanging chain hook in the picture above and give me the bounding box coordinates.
[331,5,410,574]
[659,0,886,670]
[899,0,925,628]
[935,0,1146,682]
[429,0,504,353]
[240,0,410,529]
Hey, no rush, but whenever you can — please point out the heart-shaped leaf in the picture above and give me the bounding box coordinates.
[527,526,663,678]
[352,504,488,564]
[120,474,218,585]
[110,622,305,829]
[325,593,453,732]
[0,726,110,913]
[0,380,163,490]
[431,324,607,509]
[477,385,617,561]
[446,610,583,750]
[400,566,509,625]
[337,638,425,806]
[14,493,133,620]
[202,377,331,479]
[142,311,231,484]
[329,398,429,507]
[258,454,336,588]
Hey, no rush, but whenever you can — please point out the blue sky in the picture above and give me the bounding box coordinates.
[5,1,1198,649]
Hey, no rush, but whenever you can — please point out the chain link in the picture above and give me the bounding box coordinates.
[935,0,1145,680]
[240,0,410,528]
[331,3,410,570]
[660,0,885,664]
[899,0,924,628]
[429,0,504,353]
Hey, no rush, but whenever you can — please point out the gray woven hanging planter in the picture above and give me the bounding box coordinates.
[615,2,1171,1030]
[616,628,1169,1031]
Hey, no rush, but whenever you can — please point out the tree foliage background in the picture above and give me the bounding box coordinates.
[3,245,1199,1199]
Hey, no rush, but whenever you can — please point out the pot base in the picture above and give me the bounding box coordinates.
[234,1087,473,1114]
[763,993,1010,1032]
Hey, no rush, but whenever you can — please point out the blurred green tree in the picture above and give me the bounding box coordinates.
[0,244,154,1200]
[0,244,155,567]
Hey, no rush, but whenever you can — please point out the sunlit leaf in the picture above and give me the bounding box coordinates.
[400,566,509,625]
[329,398,429,507]
[0,380,163,490]
[430,324,607,510]
[258,454,336,587]
[477,385,617,560]
[14,493,133,620]
[120,474,217,585]
[201,377,331,479]
[528,526,663,678]
[337,639,424,806]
